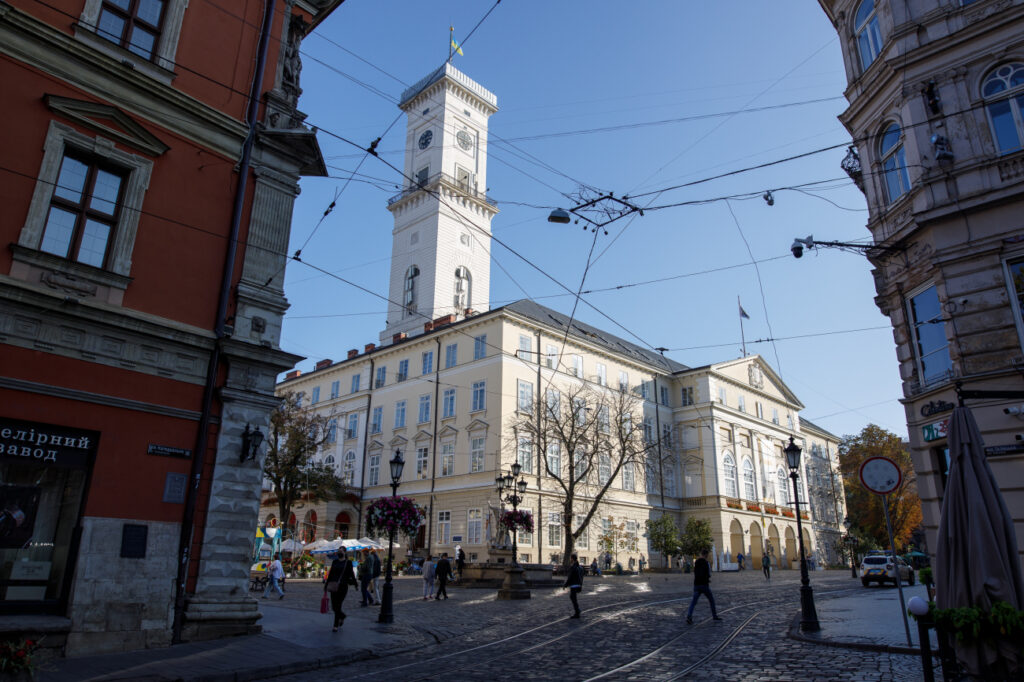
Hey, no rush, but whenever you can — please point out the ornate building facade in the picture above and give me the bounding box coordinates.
[1,0,342,657]
[818,0,1024,568]
[269,65,847,572]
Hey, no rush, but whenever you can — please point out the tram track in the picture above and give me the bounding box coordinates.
[339,586,861,682]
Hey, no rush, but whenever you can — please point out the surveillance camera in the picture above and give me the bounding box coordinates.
[791,240,804,259]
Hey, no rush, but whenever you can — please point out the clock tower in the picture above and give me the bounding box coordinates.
[381,63,498,344]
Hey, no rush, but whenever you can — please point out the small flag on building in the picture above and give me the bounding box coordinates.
[450,26,464,57]
[451,38,464,56]
[739,302,750,319]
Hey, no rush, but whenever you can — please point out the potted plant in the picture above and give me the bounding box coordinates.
[0,636,41,681]
[364,496,425,540]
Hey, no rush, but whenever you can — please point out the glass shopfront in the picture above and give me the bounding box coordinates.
[0,417,96,614]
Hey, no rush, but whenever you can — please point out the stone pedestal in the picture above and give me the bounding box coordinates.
[496,566,531,600]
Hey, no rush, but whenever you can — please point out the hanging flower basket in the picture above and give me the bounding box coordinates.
[499,509,534,534]
[364,496,424,538]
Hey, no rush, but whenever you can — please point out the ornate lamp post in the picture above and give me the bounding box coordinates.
[843,517,858,579]
[496,461,530,600]
[377,449,404,624]
[785,436,820,632]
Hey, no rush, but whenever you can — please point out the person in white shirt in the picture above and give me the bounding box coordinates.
[262,553,285,600]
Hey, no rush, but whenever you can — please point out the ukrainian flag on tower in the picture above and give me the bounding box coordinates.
[450,25,464,57]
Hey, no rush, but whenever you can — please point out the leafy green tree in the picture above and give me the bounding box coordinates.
[678,517,713,561]
[262,391,350,541]
[838,424,922,552]
[645,514,682,567]
[596,515,638,566]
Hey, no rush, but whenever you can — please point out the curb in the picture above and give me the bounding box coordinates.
[786,612,928,657]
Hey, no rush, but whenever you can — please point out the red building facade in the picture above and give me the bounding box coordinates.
[0,0,341,655]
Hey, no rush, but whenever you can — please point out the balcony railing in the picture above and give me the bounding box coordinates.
[388,171,497,207]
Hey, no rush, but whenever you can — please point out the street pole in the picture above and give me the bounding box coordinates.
[882,494,913,647]
[378,450,404,624]
[848,536,858,578]
[791,470,820,632]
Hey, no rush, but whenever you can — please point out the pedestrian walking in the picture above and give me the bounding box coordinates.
[261,553,285,600]
[435,552,452,600]
[639,554,646,573]
[686,549,721,624]
[762,553,771,580]
[369,549,382,604]
[590,558,600,576]
[358,550,374,606]
[737,552,745,570]
[422,554,436,600]
[456,546,466,581]
[604,551,612,570]
[323,551,357,632]
[563,553,584,618]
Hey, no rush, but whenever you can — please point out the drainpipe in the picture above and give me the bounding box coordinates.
[356,358,374,536]
[652,375,665,510]
[426,336,441,553]
[172,0,275,645]
[534,330,542,564]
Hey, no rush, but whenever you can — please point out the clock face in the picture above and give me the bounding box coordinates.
[418,129,433,150]
[859,456,902,495]
[456,130,474,151]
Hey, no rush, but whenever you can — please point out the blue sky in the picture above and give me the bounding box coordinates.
[280,0,908,441]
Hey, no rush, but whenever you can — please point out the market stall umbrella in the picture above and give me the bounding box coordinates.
[935,405,1023,677]
[280,539,304,553]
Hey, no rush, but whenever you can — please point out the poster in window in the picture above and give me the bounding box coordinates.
[0,485,41,549]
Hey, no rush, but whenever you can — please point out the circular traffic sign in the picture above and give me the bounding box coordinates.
[859,456,902,495]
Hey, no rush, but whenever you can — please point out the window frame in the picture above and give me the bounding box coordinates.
[854,0,883,72]
[1002,254,1024,348]
[742,457,756,500]
[422,351,434,375]
[467,509,482,545]
[394,400,406,428]
[723,452,738,498]
[445,343,458,369]
[368,454,380,486]
[471,380,486,412]
[370,406,383,434]
[416,446,429,479]
[880,122,911,204]
[440,442,455,476]
[437,510,451,545]
[474,335,487,360]
[442,388,456,419]
[16,122,153,292]
[470,436,486,473]
[981,62,1024,155]
[517,379,534,412]
[906,282,954,387]
[76,0,188,79]
[418,395,431,424]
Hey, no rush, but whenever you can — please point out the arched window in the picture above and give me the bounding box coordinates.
[404,265,419,316]
[982,63,1024,154]
[855,0,882,71]
[454,266,471,310]
[335,511,350,539]
[880,123,910,203]
[777,468,790,506]
[723,453,738,498]
[343,450,356,486]
[324,454,335,466]
[742,458,756,500]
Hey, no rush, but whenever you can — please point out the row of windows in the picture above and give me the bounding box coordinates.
[721,452,805,506]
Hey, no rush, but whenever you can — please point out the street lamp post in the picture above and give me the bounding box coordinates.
[843,517,858,579]
[377,450,405,624]
[785,436,820,632]
[496,462,530,600]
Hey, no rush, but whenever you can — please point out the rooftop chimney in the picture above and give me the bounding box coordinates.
[314,359,333,371]
[364,343,376,353]
[392,332,407,343]
[347,349,359,359]
[285,369,301,380]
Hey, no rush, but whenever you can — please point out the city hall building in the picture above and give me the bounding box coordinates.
[268,64,848,571]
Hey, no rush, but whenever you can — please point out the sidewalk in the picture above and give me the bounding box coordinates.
[795,579,937,654]
[41,579,436,682]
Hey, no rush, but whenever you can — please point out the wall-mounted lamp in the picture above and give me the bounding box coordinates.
[240,423,264,463]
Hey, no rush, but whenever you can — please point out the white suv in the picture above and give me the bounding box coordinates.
[860,554,914,587]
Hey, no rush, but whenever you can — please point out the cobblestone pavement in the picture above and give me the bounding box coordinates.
[267,570,938,681]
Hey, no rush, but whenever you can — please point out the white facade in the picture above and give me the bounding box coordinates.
[381,64,498,343]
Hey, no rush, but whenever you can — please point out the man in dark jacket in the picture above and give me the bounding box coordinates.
[563,553,585,618]
[323,551,358,632]
[435,552,452,600]
[686,549,722,624]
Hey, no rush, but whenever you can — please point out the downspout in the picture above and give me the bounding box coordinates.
[652,375,665,510]
[534,330,542,564]
[172,0,275,644]
[426,336,441,553]
[356,358,374,535]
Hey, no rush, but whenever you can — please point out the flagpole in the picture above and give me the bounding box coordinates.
[739,296,747,357]
[449,25,453,63]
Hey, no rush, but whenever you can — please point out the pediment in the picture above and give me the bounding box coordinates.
[413,429,433,443]
[368,439,385,452]
[46,95,169,156]
[389,434,408,448]
[467,418,489,433]
[438,424,459,439]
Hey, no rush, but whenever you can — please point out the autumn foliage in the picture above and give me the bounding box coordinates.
[839,424,922,551]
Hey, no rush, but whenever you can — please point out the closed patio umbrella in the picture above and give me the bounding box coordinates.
[936,405,1023,678]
